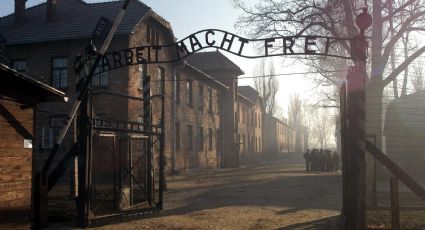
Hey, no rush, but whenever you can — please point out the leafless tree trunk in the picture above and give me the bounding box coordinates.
[288,93,305,153]
[253,58,279,116]
[411,57,424,92]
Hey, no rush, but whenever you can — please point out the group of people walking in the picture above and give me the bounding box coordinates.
[303,149,340,172]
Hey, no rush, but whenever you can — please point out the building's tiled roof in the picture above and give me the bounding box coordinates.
[237,93,255,105]
[184,63,229,90]
[185,51,244,75]
[0,0,151,45]
[238,86,259,103]
[0,63,66,102]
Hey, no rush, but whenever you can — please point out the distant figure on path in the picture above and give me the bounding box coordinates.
[332,151,340,172]
[303,149,311,171]
[319,149,325,171]
[325,150,333,172]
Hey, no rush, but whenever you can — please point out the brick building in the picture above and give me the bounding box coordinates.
[0,0,178,167]
[0,63,65,229]
[173,61,228,172]
[186,51,244,167]
[0,0,181,220]
[237,86,263,163]
[263,115,297,154]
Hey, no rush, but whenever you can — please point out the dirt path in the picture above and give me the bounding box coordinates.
[94,153,342,230]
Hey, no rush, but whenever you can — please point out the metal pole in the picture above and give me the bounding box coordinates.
[391,177,400,230]
[345,34,368,230]
[159,92,165,208]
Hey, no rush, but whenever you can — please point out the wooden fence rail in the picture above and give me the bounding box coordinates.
[365,140,425,202]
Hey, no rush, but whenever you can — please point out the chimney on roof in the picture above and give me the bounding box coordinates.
[47,0,58,23]
[14,0,26,25]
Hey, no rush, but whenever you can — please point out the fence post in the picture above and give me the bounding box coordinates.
[391,177,400,230]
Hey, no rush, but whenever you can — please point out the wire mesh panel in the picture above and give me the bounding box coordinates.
[90,133,117,217]
[89,132,161,222]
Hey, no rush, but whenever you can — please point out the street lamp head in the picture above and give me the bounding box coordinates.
[355,7,372,34]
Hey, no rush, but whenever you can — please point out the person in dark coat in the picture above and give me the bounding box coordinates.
[311,148,319,171]
[303,149,311,171]
[319,149,325,171]
[325,150,333,172]
[332,151,340,172]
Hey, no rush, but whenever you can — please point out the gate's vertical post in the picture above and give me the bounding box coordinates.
[391,177,400,230]
[77,91,90,227]
[158,76,165,209]
[340,82,349,220]
[142,75,153,204]
[345,7,371,230]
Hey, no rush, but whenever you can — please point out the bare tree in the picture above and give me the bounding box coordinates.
[254,58,279,116]
[288,93,306,153]
[305,106,334,149]
[411,57,424,92]
[288,93,303,128]
[233,0,425,148]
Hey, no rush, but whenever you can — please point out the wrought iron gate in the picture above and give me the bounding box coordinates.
[85,91,164,225]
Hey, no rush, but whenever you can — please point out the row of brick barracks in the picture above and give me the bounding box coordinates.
[0,0,307,226]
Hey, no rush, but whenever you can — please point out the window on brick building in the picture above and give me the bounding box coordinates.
[12,59,27,73]
[208,128,213,150]
[147,25,151,43]
[208,88,213,113]
[198,126,203,151]
[139,65,144,89]
[175,122,181,150]
[187,125,193,150]
[42,115,65,149]
[187,81,193,106]
[157,66,165,95]
[242,106,245,124]
[155,31,160,45]
[52,57,68,88]
[92,64,108,87]
[198,85,204,110]
[41,127,53,149]
[258,137,261,151]
[216,129,222,153]
[234,81,237,98]
[216,92,221,114]
[175,74,180,104]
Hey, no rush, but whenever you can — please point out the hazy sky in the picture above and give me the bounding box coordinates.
[0,0,317,118]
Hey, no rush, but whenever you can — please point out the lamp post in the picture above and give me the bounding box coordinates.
[344,7,372,230]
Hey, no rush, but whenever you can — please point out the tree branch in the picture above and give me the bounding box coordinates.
[382,0,418,21]
[383,45,425,86]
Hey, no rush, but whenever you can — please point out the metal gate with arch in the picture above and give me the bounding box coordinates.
[35,1,386,228]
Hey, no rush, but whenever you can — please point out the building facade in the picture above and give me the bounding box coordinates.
[237,86,263,163]
[264,115,298,154]
[173,62,228,172]
[186,51,244,167]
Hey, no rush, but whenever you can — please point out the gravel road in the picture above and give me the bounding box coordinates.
[94,153,343,230]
